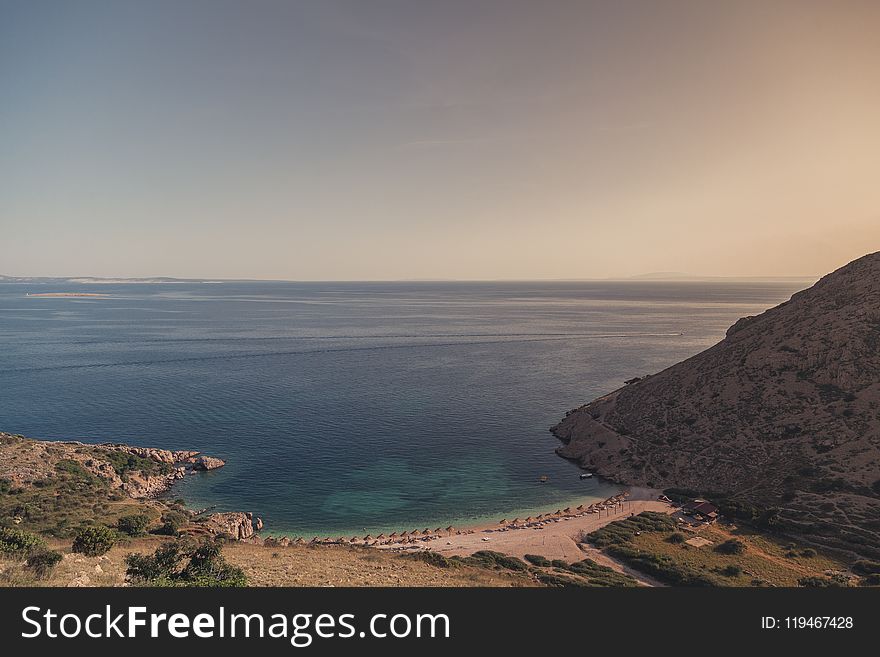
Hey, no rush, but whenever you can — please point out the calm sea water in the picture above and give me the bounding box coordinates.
[0,280,807,536]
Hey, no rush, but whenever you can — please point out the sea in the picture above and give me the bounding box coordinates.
[0,279,808,537]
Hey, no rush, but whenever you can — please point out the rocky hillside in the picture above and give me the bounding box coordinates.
[552,252,880,558]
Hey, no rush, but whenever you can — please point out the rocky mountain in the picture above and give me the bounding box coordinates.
[553,252,880,558]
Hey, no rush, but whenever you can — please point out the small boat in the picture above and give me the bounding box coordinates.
[539,475,549,484]
[579,473,593,480]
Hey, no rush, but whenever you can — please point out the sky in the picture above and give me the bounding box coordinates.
[2,0,880,280]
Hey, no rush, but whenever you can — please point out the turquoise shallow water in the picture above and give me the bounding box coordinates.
[0,280,805,536]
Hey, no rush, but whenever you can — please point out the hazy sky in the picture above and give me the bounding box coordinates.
[2,0,879,280]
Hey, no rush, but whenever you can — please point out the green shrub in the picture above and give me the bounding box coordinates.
[564,559,639,586]
[800,548,817,558]
[535,571,588,587]
[71,526,117,556]
[606,545,718,586]
[716,538,746,555]
[153,510,189,536]
[859,574,880,587]
[126,540,246,587]
[54,459,97,482]
[464,551,529,572]
[722,564,742,577]
[0,527,45,557]
[117,514,150,537]
[405,551,455,568]
[99,451,171,480]
[125,543,185,582]
[524,554,551,567]
[588,512,677,548]
[667,532,687,544]
[25,550,63,578]
[852,560,880,575]
[798,576,842,587]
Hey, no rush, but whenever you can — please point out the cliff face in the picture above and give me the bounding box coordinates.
[552,252,880,557]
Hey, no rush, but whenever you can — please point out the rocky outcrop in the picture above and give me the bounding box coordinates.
[194,512,257,540]
[552,252,880,558]
[0,432,263,541]
[188,455,226,471]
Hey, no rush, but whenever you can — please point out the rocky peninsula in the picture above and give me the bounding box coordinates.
[0,432,262,540]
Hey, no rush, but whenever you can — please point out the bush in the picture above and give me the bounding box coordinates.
[71,526,117,556]
[588,512,677,548]
[667,532,687,544]
[125,543,185,582]
[606,545,717,586]
[716,538,746,555]
[405,551,455,569]
[859,574,880,587]
[153,511,189,536]
[852,560,880,575]
[721,564,742,577]
[100,451,171,479]
[0,527,45,557]
[54,459,96,481]
[25,550,63,578]
[464,551,529,572]
[126,540,246,587]
[798,576,842,588]
[800,548,817,558]
[524,554,551,567]
[117,514,150,537]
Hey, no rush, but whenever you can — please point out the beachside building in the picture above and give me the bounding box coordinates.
[682,499,719,523]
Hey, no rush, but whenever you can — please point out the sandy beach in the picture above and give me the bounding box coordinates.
[291,490,673,580]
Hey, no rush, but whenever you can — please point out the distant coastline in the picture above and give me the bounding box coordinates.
[25,292,109,298]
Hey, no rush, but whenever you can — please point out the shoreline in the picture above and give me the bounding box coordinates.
[262,488,674,561]
[6,431,671,564]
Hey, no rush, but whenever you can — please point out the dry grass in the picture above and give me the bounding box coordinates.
[0,536,538,587]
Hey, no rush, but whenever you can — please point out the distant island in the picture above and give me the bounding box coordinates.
[1,275,214,285]
[26,292,109,298]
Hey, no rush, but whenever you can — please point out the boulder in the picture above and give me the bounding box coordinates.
[190,455,226,471]
[198,512,255,540]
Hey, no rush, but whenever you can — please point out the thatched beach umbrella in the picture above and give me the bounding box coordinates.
[511,518,521,525]
[399,531,408,537]
[577,505,584,511]
[563,508,572,514]
[434,527,442,533]
[363,535,373,541]
[389,532,398,538]
[295,537,306,545]
[499,519,508,525]
[323,537,332,543]
[554,509,562,515]
[524,517,533,523]
[311,536,319,543]
[445,526,455,534]
[421,528,431,535]
[377,533,386,540]
[336,537,345,543]
[349,536,358,543]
